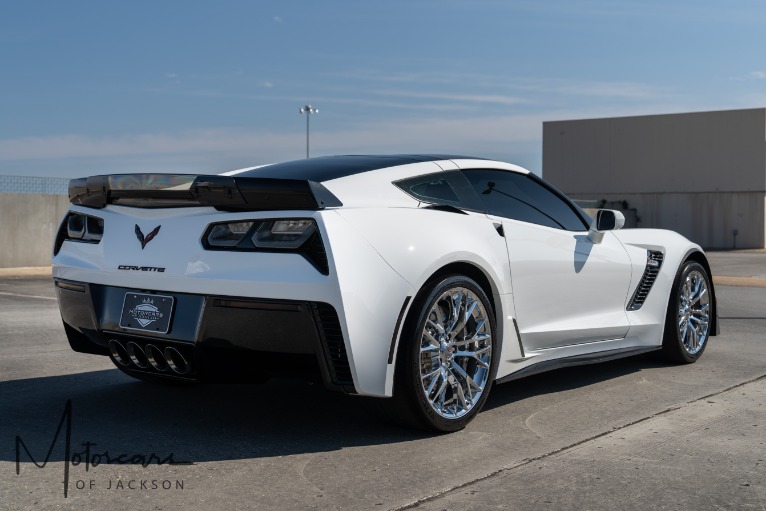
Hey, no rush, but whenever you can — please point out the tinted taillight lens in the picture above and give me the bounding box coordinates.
[252,219,317,249]
[86,216,104,239]
[67,214,86,239]
[206,221,254,247]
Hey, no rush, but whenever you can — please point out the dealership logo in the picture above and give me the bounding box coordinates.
[15,400,191,498]
[128,298,164,328]
[135,224,161,249]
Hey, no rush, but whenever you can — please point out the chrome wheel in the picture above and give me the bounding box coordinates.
[677,269,710,355]
[419,287,492,419]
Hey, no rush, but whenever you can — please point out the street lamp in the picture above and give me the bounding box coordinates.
[298,105,318,158]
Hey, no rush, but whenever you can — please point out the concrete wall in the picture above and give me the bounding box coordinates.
[544,108,766,194]
[0,193,70,268]
[544,108,766,249]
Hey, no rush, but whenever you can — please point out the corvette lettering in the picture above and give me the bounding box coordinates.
[117,265,166,272]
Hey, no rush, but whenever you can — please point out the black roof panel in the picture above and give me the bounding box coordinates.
[238,154,483,182]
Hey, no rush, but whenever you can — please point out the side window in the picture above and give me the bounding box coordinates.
[407,179,459,202]
[394,171,485,211]
[463,169,588,231]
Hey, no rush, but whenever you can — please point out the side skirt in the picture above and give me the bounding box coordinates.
[495,346,661,385]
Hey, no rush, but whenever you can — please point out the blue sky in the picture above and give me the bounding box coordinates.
[1,0,765,177]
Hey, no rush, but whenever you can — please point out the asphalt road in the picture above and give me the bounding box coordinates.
[0,252,764,510]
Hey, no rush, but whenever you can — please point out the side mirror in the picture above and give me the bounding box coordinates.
[588,209,625,243]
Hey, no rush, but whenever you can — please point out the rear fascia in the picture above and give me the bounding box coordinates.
[53,205,415,396]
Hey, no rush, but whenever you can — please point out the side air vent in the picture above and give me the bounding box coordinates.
[627,250,664,311]
[312,302,353,388]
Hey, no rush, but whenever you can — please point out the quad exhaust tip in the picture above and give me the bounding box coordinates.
[108,339,191,375]
[145,344,169,372]
[108,339,131,367]
[164,347,191,375]
[126,341,149,369]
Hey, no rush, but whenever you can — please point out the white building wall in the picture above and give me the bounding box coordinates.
[544,108,766,249]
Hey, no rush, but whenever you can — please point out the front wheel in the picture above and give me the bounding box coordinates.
[659,261,713,363]
[385,275,498,432]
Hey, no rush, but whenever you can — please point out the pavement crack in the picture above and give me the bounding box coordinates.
[390,373,766,511]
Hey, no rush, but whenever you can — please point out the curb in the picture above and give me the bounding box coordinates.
[713,275,766,288]
[0,266,52,277]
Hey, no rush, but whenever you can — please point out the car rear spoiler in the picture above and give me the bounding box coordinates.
[68,174,343,211]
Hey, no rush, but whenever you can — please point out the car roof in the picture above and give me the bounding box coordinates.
[234,154,486,182]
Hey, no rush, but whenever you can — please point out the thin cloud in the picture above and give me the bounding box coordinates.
[179,89,473,111]
[332,69,501,87]
[510,78,658,99]
[337,71,658,100]
[728,70,766,81]
[373,90,528,106]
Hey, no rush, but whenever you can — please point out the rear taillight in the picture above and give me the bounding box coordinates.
[251,219,316,249]
[206,221,254,247]
[54,212,104,255]
[202,218,328,274]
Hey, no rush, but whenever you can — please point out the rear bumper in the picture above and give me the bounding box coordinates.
[55,278,355,393]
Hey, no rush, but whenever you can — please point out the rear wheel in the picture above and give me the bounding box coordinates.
[385,275,498,432]
[659,261,712,363]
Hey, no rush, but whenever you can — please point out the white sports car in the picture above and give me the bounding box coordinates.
[53,155,718,431]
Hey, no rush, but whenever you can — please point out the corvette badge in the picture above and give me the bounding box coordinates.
[135,224,161,249]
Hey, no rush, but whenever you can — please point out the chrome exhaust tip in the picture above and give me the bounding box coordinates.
[164,347,191,375]
[108,339,131,367]
[145,344,169,372]
[126,341,149,369]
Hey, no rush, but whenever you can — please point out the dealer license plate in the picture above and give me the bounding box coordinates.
[119,292,174,334]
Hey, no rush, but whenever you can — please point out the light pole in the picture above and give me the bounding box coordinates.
[298,105,318,158]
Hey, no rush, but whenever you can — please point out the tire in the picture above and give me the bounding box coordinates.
[659,261,713,363]
[384,275,498,432]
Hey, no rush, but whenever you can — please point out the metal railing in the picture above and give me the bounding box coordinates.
[0,175,69,195]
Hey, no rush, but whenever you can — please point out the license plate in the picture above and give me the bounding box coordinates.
[119,292,174,334]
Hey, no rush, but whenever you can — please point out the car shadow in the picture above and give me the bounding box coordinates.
[1,355,670,464]
[483,353,670,411]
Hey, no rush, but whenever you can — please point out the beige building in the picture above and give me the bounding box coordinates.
[543,108,766,249]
